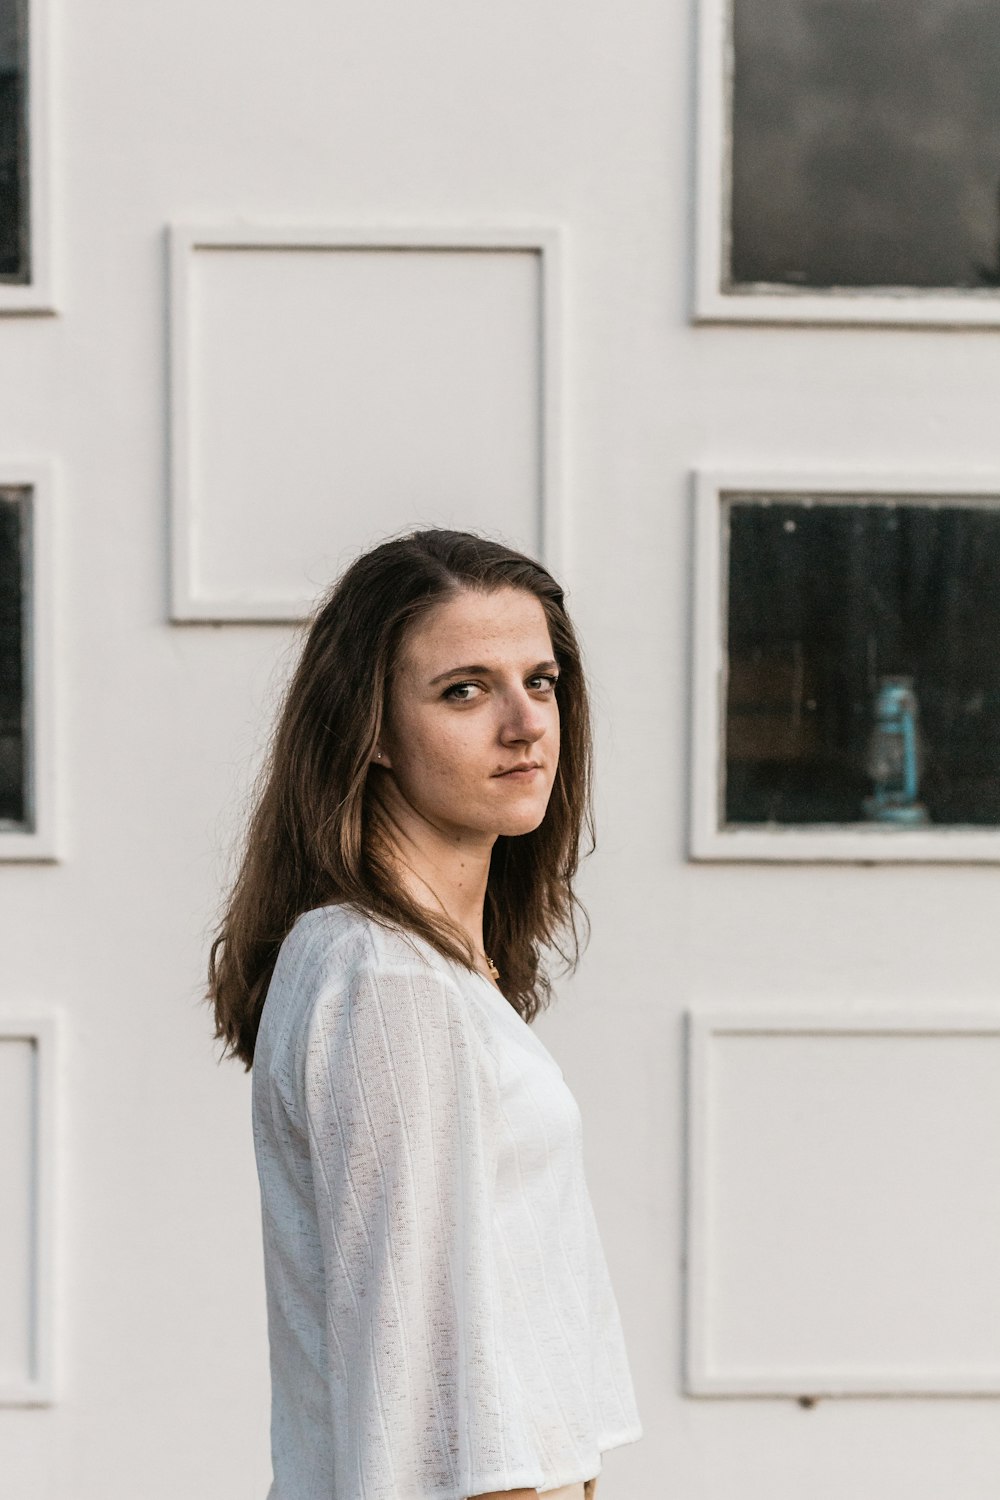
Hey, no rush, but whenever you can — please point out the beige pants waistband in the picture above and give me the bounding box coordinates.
[543,1479,598,1500]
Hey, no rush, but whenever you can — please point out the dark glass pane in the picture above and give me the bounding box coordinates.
[725,497,1000,826]
[0,0,27,283]
[729,0,1000,290]
[0,486,27,826]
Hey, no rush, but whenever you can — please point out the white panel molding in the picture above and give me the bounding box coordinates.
[692,0,1000,328]
[689,467,1000,862]
[0,1012,58,1405]
[0,0,54,314]
[167,223,565,622]
[684,1006,1000,1397]
[0,460,58,861]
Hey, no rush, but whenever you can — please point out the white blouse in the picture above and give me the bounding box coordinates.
[252,903,643,1500]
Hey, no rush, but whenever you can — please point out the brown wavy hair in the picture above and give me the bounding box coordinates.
[207,527,595,1069]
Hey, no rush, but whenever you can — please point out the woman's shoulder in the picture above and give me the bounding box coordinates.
[274,900,453,992]
[264,903,491,1073]
[259,903,456,1067]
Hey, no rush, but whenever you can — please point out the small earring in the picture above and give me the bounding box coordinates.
[375,750,382,759]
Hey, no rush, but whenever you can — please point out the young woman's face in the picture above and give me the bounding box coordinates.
[377,586,561,843]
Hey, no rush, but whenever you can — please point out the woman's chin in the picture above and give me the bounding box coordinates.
[493,805,550,838]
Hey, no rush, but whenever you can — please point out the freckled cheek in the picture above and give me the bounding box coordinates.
[405,728,484,795]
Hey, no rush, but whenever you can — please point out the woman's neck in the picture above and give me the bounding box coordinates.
[374,809,494,970]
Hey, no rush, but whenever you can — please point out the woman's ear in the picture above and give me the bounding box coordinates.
[372,747,392,768]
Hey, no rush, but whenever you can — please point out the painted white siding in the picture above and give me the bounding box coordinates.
[2,2,999,1497]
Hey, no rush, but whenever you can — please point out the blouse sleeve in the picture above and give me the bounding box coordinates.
[301,958,546,1500]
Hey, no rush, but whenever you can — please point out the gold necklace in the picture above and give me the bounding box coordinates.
[392,852,500,984]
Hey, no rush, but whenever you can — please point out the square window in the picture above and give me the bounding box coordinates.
[695,0,1000,323]
[0,0,28,284]
[729,0,1000,294]
[0,484,28,827]
[690,475,1000,860]
[0,466,54,860]
[725,497,1000,828]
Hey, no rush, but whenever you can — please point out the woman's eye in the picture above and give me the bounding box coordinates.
[443,674,559,702]
[443,681,481,701]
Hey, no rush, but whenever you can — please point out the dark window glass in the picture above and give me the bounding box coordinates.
[729,0,1000,291]
[725,496,1000,826]
[0,485,28,827]
[0,0,27,283]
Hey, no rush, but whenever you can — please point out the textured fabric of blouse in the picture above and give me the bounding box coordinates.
[252,902,643,1500]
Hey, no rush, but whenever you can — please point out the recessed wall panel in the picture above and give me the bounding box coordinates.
[686,1011,1000,1395]
[0,1037,37,1392]
[0,1018,55,1404]
[170,228,561,620]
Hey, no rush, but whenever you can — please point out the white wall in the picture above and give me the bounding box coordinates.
[3,2,1000,1497]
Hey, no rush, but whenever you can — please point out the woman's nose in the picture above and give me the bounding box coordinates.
[501,689,549,742]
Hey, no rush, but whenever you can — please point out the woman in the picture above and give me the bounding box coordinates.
[209,529,643,1500]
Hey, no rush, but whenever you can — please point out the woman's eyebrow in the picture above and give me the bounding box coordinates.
[429,658,559,685]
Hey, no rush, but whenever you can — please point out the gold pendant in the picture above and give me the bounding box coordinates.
[485,955,501,982]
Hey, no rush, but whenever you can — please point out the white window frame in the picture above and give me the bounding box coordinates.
[693,0,1000,328]
[0,0,54,314]
[0,460,58,860]
[167,222,566,622]
[689,468,1000,862]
